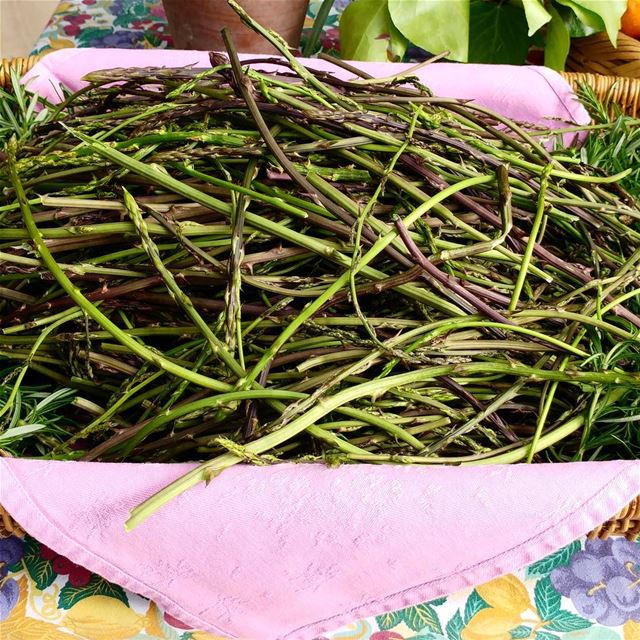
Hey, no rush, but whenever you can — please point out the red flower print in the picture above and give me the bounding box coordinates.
[39,545,58,561]
[68,565,92,588]
[149,4,166,18]
[64,14,90,24]
[52,555,74,574]
[63,24,81,37]
[164,611,192,629]
[321,27,340,52]
[132,19,153,28]
[45,546,91,586]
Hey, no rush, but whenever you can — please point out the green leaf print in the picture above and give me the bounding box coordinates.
[464,589,489,623]
[113,0,147,26]
[534,576,561,620]
[525,540,580,578]
[376,609,403,630]
[58,573,129,609]
[510,625,533,638]
[402,603,443,633]
[445,610,464,640]
[77,27,114,47]
[7,560,22,573]
[545,609,592,632]
[22,536,56,590]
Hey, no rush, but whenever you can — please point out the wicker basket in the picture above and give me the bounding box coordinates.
[561,71,640,117]
[0,48,639,558]
[566,31,640,79]
[0,54,43,91]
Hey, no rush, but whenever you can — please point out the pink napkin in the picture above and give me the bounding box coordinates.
[22,48,590,143]
[2,458,639,640]
[4,50,619,640]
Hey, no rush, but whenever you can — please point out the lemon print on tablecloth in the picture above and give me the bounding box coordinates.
[63,595,163,639]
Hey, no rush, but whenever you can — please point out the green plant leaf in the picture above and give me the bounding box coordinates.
[402,603,443,633]
[469,0,531,64]
[569,0,627,44]
[544,4,571,70]
[554,0,605,36]
[388,0,470,61]
[535,633,560,640]
[388,16,409,62]
[545,609,592,632]
[445,610,464,640]
[58,574,128,609]
[534,576,562,620]
[522,0,552,35]
[339,0,394,61]
[464,589,489,624]
[525,540,580,578]
[22,536,56,591]
[0,423,47,444]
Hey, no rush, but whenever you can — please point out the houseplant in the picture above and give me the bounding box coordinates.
[338,0,628,70]
[162,0,309,53]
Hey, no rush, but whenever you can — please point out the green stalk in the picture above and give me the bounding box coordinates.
[243,174,491,386]
[471,387,628,465]
[0,308,83,424]
[65,129,466,316]
[225,158,256,366]
[526,331,585,464]
[509,164,552,311]
[335,406,424,450]
[127,361,637,529]
[124,189,245,379]
[226,1,355,110]
[7,144,233,394]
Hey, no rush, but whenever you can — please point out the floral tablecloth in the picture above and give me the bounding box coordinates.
[32,0,344,55]
[2,528,638,640]
[31,0,431,60]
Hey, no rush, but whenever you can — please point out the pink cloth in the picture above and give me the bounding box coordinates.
[1,458,639,640]
[22,48,590,142]
[6,51,617,640]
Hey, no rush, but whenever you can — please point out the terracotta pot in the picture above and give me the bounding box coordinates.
[162,0,309,54]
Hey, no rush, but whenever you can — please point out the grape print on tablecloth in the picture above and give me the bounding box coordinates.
[0,536,24,621]
[551,538,640,626]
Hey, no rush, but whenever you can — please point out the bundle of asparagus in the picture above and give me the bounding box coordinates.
[0,4,639,526]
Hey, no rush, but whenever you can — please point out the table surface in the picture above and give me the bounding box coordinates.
[32,0,431,61]
[32,0,345,55]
